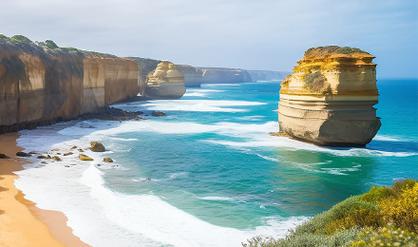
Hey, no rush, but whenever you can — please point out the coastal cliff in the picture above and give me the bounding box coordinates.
[278,46,381,146]
[143,61,186,99]
[129,57,283,88]
[0,35,139,133]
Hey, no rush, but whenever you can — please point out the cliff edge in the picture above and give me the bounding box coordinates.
[129,57,284,88]
[0,35,139,133]
[278,46,381,146]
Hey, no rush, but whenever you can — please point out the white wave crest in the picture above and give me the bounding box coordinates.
[141,99,266,113]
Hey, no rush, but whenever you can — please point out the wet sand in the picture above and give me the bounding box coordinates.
[0,133,88,247]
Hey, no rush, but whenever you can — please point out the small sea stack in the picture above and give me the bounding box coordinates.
[143,61,186,99]
[278,46,381,146]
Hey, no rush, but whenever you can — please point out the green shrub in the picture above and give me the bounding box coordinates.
[43,40,59,49]
[0,33,10,41]
[360,186,395,202]
[243,229,358,247]
[10,35,33,44]
[294,196,381,235]
[243,180,418,247]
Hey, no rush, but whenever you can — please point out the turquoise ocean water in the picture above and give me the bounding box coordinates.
[104,79,418,231]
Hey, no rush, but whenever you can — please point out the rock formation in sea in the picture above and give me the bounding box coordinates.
[130,57,284,88]
[278,46,381,146]
[142,61,186,99]
[0,35,140,133]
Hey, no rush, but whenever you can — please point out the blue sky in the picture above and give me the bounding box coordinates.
[1,0,417,78]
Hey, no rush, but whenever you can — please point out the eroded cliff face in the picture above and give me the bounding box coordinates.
[278,46,381,146]
[0,35,139,133]
[129,57,283,88]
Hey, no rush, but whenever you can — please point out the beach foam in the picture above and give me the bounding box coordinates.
[15,120,306,247]
[51,119,417,158]
[183,89,224,97]
[141,99,266,112]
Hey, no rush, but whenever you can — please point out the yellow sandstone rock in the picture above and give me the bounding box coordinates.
[144,61,186,99]
[79,154,93,161]
[278,46,381,146]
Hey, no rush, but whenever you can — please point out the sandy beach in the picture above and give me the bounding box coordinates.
[0,133,88,247]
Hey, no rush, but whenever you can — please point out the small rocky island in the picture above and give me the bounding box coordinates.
[278,46,381,146]
[143,61,186,99]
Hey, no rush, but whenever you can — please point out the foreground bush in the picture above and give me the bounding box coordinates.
[350,225,418,247]
[243,179,418,247]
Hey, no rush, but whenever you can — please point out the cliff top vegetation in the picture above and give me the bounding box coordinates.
[304,46,372,59]
[0,34,114,57]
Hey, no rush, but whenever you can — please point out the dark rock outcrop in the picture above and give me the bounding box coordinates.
[0,34,140,133]
[80,107,143,121]
[103,157,113,163]
[151,111,166,117]
[16,151,31,157]
[90,141,105,152]
[0,153,9,159]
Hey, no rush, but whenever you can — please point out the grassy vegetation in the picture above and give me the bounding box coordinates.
[243,179,418,247]
[304,46,370,58]
[42,40,59,49]
[10,35,33,44]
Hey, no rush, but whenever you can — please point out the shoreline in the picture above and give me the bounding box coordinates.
[0,132,88,247]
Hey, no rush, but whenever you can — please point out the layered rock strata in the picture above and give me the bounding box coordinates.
[0,35,139,133]
[143,61,186,99]
[278,46,381,146]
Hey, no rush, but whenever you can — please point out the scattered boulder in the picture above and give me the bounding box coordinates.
[90,142,106,152]
[37,154,49,159]
[103,157,113,163]
[52,156,62,161]
[0,153,10,159]
[63,152,74,156]
[78,148,84,153]
[79,154,94,161]
[71,146,78,150]
[16,151,31,157]
[152,111,166,117]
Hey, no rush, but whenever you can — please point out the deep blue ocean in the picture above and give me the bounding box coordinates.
[105,79,418,230]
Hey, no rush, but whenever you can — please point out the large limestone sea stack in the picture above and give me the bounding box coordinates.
[143,61,186,99]
[278,46,381,146]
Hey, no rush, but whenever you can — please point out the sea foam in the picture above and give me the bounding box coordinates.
[15,120,306,247]
[141,99,266,112]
